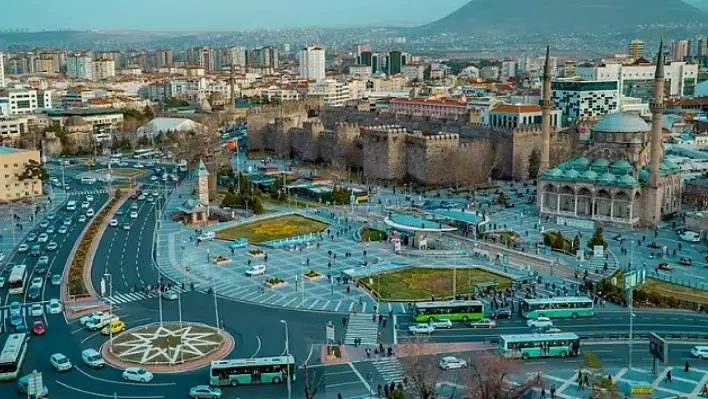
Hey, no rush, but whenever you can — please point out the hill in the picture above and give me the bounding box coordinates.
[413,0,708,36]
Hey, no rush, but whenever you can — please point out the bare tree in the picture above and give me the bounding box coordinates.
[401,337,443,399]
[582,351,621,399]
[462,352,541,399]
[302,361,323,399]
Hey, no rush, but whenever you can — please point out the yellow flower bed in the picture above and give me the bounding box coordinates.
[253,223,299,237]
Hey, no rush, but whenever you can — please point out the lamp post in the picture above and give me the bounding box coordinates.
[280,320,292,399]
[103,273,113,352]
[210,251,221,333]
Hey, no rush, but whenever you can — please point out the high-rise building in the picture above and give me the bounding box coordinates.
[92,59,116,80]
[699,37,708,56]
[386,51,408,75]
[66,54,93,80]
[358,51,373,67]
[299,46,326,81]
[672,40,689,61]
[152,49,173,68]
[187,47,214,71]
[353,44,371,56]
[629,40,645,59]
[0,53,5,88]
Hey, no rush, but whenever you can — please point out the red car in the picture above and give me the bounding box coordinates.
[130,192,138,199]
[32,321,46,335]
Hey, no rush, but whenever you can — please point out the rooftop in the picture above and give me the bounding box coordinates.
[591,112,650,133]
[491,104,542,114]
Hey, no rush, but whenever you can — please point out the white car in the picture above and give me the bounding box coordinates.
[30,303,44,317]
[408,324,435,334]
[150,175,158,181]
[30,277,43,289]
[18,244,29,253]
[122,367,153,382]
[162,290,178,301]
[470,318,497,328]
[680,231,701,243]
[692,346,708,359]
[430,319,453,329]
[245,265,267,276]
[58,226,68,235]
[78,215,87,222]
[130,212,138,219]
[109,219,118,227]
[50,353,73,372]
[131,203,138,210]
[138,195,146,201]
[81,201,90,209]
[47,299,63,314]
[86,208,95,217]
[439,356,468,370]
[527,316,553,328]
[86,195,94,202]
[80,311,107,326]
[47,241,58,251]
[38,233,49,243]
[134,163,145,169]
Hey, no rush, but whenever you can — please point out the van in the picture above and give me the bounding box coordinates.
[81,349,104,369]
[198,231,216,241]
[680,231,700,243]
[81,177,96,185]
[85,314,119,331]
[66,200,77,211]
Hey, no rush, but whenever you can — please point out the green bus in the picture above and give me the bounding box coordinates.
[499,333,580,360]
[210,356,295,387]
[0,334,28,380]
[519,296,594,319]
[413,300,484,322]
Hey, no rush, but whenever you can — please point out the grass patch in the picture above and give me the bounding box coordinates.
[361,228,386,242]
[359,266,512,301]
[109,168,145,178]
[216,214,329,244]
[642,278,708,304]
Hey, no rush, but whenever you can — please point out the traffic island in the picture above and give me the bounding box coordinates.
[101,322,234,373]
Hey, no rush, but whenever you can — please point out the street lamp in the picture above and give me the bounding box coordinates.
[103,273,113,352]
[280,320,292,399]
[210,249,221,333]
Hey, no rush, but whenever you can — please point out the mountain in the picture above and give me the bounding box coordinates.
[413,0,708,36]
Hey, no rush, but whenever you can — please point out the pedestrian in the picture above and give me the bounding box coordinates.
[686,361,691,372]
[540,388,546,399]
[366,347,371,358]
[384,385,389,397]
[583,375,589,387]
[550,384,556,399]
[666,370,672,382]
[342,317,347,328]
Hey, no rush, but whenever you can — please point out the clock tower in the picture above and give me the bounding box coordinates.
[196,159,210,206]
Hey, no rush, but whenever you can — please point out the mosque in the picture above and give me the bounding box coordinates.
[537,40,683,228]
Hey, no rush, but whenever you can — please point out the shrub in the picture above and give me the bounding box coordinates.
[648,291,664,305]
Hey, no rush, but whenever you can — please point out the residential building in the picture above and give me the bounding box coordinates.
[0,147,42,201]
[306,79,349,107]
[62,87,97,108]
[187,47,215,72]
[501,60,517,79]
[299,46,326,81]
[152,49,173,68]
[628,40,645,59]
[402,64,424,81]
[0,116,28,142]
[517,55,558,78]
[349,65,372,78]
[91,59,116,80]
[66,54,93,80]
[0,53,4,88]
[261,86,300,102]
[481,66,501,81]
[358,51,373,68]
[353,44,371,56]
[673,40,689,61]
[1,87,39,115]
[551,79,619,121]
[489,104,562,129]
[390,97,471,122]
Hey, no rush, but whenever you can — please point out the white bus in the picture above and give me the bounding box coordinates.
[134,148,160,160]
[0,334,29,380]
[8,265,28,295]
[66,200,77,211]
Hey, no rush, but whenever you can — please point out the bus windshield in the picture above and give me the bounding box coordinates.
[210,356,295,387]
[0,334,28,380]
[520,297,594,319]
[8,265,27,295]
[413,300,484,322]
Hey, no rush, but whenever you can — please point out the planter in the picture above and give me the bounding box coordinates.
[213,257,232,265]
[248,251,266,258]
[264,281,288,289]
[304,273,324,281]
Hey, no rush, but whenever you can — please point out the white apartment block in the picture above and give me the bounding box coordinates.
[574,60,698,102]
[551,79,619,121]
[401,64,424,81]
[66,54,93,80]
[0,53,5,88]
[1,88,40,115]
[349,65,372,78]
[307,79,349,107]
[91,59,116,80]
[0,116,29,141]
[299,46,326,81]
[262,86,300,102]
[516,56,558,77]
[501,61,517,79]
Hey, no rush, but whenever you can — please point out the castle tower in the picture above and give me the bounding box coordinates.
[197,159,210,206]
[539,44,552,175]
[645,38,665,226]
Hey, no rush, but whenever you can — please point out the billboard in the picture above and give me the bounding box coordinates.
[649,333,667,364]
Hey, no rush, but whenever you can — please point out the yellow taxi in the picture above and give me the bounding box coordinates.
[101,320,126,335]
[84,159,96,167]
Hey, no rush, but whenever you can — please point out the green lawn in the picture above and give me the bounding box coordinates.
[361,228,386,242]
[216,214,330,243]
[359,267,512,301]
[108,168,145,178]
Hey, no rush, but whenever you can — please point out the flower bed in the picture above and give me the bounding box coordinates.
[213,256,232,265]
[264,277,288,288]
[248,249,265,258]
[67,197,120,296]
[304,270,324,281]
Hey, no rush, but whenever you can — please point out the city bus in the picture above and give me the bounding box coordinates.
[133,148,161,160]
[519,296,594,319]
[209,356,295,387]
[0,334,29,380]
[8,265,28,295]
[498,333,580,360]
[413,300,485,322]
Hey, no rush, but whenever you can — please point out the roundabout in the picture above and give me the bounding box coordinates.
[102,322,234,373]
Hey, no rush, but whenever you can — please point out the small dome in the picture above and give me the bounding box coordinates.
[580,170,598,181]
[598,172,617,184]
[629,137,643,144]
[617,174,638,186]
[544,168,564,179]
[65,116,87,126]
[592,112,650,133]
[639,169,649,180]
[557,161,573,171]
[592,159,610,167]
[661,160,678,170]
[610,160,632,171]
[572,158,591,168]
[564,169,580,179]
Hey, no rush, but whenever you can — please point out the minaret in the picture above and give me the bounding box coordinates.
[539,44,552,175]
[228,63,236,110]
[646,38,665,226]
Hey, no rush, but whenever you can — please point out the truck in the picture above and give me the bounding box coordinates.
[85,314,120,331]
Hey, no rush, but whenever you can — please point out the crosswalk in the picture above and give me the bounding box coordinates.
[373,357,405,385]
[69,189,109,196]
[105,286,187,305]
[344,313,380,345]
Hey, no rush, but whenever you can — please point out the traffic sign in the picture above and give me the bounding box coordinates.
[326,322,335,342]
[100,279,106,296]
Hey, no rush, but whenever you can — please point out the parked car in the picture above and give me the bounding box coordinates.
[470,318,497,328]
[680,257,692,266]
[439,356,468,370]
[122,367,154,383]
[408,324,435,334]
[245,264,267,276]
[50,353,73,372]
[527,316,553,328]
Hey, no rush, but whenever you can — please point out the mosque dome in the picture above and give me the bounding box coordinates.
[598,172,617,184]
[564,169,580,179]
[591,112,650,133]
[572,157,591,169]
[557,161,573,171]
[610,160,632,172]
[617,174,638,186]
[544,168,564,179]
[65,116,87,127]
[590,159,610,172]
[580,170,598,181]
[639,169,649,181]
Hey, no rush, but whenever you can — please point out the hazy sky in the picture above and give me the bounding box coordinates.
[5,0,470,30]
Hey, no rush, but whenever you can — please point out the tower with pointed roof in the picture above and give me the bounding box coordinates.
[539,44,553,175]
[197,159,210,207]
[644,38,666,227]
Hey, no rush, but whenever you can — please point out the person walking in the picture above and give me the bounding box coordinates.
[666,370,672,382]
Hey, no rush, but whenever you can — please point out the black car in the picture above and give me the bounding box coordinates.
[491,308,513,319]
[28,286,40,300]
[34,266,47,275]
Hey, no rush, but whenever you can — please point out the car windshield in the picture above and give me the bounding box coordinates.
[56,357,68,364]
[136,369,146,374]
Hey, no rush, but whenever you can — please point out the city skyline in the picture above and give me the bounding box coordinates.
[4,0,469,31]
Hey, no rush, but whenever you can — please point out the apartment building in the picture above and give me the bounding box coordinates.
[0,147,42,201]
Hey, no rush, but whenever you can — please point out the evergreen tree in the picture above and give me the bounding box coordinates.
[528,149,541,179]
[587,227,608,249]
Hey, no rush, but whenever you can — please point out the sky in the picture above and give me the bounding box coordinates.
[4,0,471,31]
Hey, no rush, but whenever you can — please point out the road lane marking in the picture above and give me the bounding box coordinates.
[74,365,177,386]
[250,336,262,359]
[55,381,165,398]
[81,330,103,343]
[348,362,371,392]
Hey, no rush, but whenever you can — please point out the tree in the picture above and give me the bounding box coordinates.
[142,105,155,120]
[19,159,49,182]
[165,97,189,108]
[587,227,608,250]
[463,353,541,399]
[302,361,323,399]
[528,148,541,179]
[582,351,621,399]
[251,196,264,214]
[401,337,442,399]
